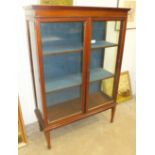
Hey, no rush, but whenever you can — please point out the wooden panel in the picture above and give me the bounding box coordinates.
[24,5,129,11]
[24,6,129,19]
[37,10,127,18]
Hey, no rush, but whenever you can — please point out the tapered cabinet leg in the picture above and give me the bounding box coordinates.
[111,107,116,123]
[38,122,43,131]
[45,131,51,149]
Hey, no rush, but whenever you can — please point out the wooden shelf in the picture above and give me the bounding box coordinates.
[45,68,113,93]
[43,43,83,56]
[47,97,82,122]
[92,40,117,49]
[88,91,113,110]
[47,91,112,122]
[90,68,113,82]
[42,40,117,56]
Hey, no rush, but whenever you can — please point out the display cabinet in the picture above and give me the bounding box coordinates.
[24,5,129,149]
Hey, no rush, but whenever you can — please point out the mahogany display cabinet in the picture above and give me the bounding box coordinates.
[24,5,130,149]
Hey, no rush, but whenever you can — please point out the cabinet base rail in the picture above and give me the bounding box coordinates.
[35,102,116,149]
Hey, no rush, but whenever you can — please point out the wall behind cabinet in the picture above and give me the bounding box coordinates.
[19,0,38,125]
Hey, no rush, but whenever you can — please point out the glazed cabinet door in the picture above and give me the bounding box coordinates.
[86,19,123,111]
[36,18,88,123]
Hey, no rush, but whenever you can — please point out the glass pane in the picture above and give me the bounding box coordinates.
[40,22,84,122]
[88,21,121,110]
[29,21,44,117]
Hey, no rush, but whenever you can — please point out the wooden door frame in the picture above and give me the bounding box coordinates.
[35,17,89,127]
[84,17,127,112]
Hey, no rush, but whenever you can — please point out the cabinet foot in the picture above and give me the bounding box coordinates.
[45,131,51,149]
[111,107,116,123]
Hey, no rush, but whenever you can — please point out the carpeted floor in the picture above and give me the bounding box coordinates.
[19,98,136,155]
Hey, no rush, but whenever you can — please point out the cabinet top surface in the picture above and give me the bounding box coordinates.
[24,5,130,12]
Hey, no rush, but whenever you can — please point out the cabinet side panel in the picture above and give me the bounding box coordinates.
[29,21,44,117]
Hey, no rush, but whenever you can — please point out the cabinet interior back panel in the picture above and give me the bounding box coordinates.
[40,21,106,107]
[90,21,106,94]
